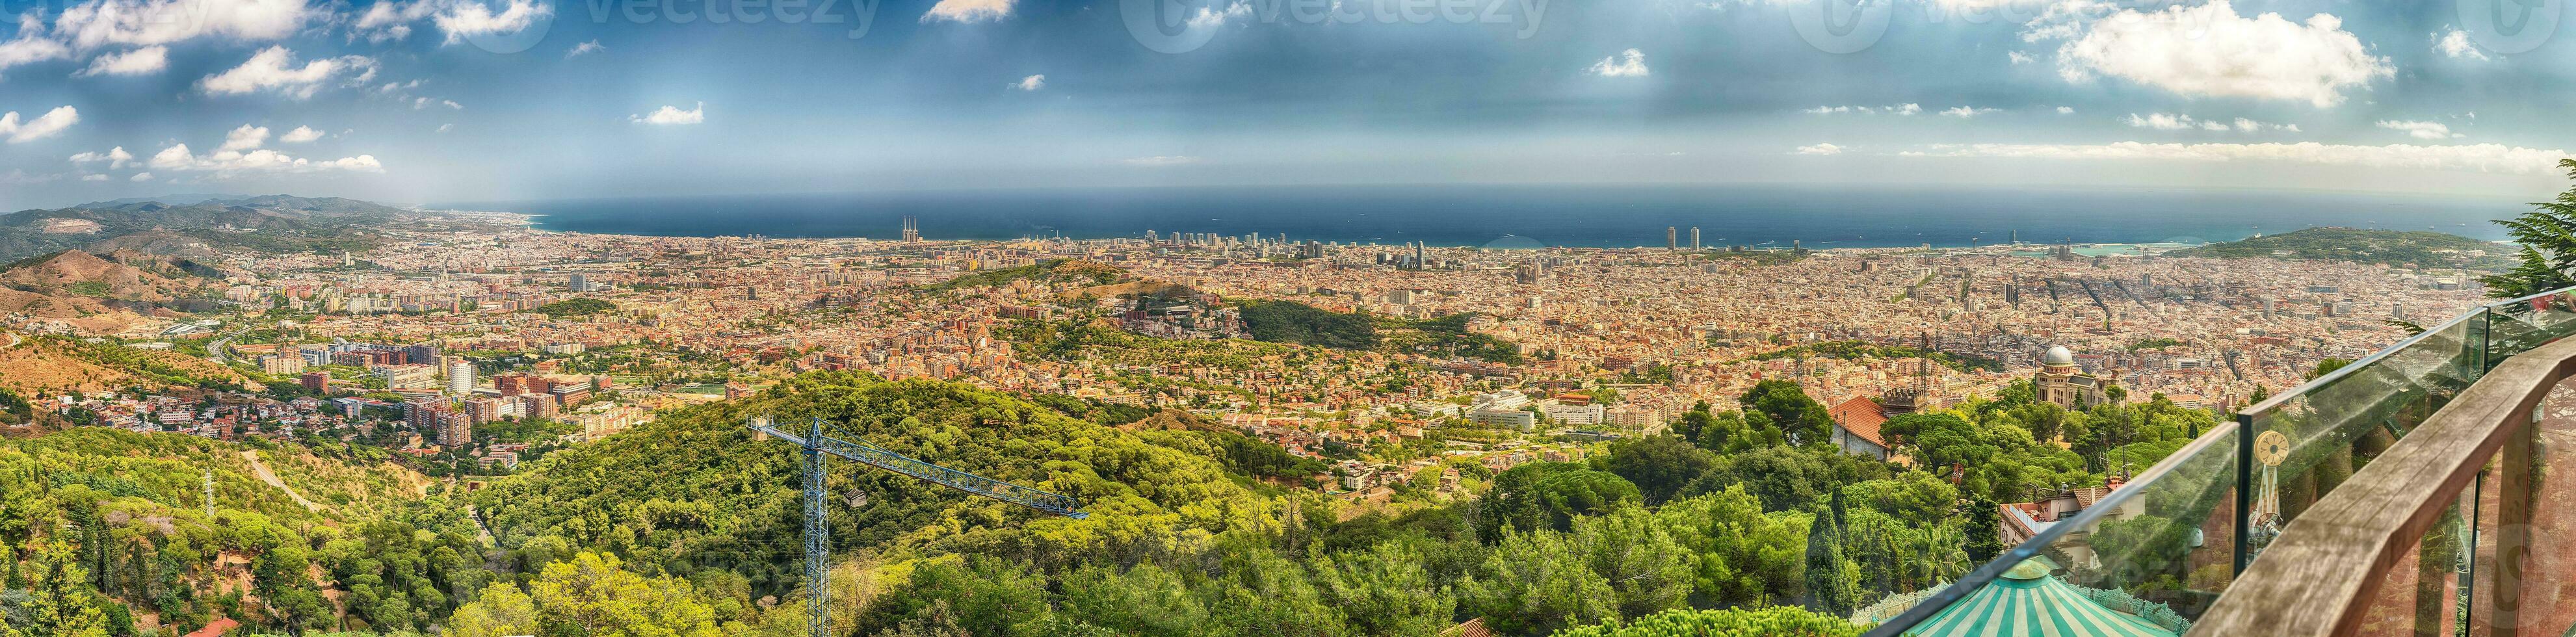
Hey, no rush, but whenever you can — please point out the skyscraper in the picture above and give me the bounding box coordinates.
[448,361,475,397]
[1666,227,1677,250]
[1690,227,1701,251]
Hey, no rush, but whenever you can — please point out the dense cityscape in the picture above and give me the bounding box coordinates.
[0,190,2525,636]
[3,0,2569,634]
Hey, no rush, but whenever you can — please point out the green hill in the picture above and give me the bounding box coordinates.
[2167,226,2512,270]
[466,372,1279,589]
[1239,300,1523,364]
[0,428,477,636]
[923,259,1129,292]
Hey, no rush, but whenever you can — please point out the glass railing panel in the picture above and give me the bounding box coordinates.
[1861,424,2237,636]
[2347,469,2477,636]
[2237,310,2486,563]
[2484,289,2576,364]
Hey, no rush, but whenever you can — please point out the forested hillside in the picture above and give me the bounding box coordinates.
[0,428,475,636]
[4,371,2215,637]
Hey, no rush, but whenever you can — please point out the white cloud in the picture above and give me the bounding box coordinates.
[1794,143,1845,155]
[2378,120,2463,140]
[2008,51,2035,64]
[280,125,323,143]
[1587,49,1649,77]
[1187,1,1252,28]
[1906,141,2567,174]
[76,46,167,76]
[199,46,376,99]
[2123,112,2294,133]
[1122,155,1202,166]
[567,39,603,57]
[352,0,433,41]
[2055,1,2390,107]
[436,124,453,133]
[0,13,72,80]
[921,0,1013,23]
[1941,106,1998,118]
[631,101,705,125]
[129,171,151,181]
[413,97,463,110]
[353,0,549,44]
[53,0,314,49]
[81,174,109,181]
[1012,74,1045,91]
[220,124,270,151]
[2434,28,2490,60]
[432,0,550,44]
[144,124,382,176]
[2056,106,2075,114]
[1802,103,1923,116]
[148,139,382,176]
[70,146,135,168]
[0,106,79,143]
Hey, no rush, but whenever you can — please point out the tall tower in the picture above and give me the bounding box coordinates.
[1666,227,1678,250]
[448,361,475,397]
[901,216,920,243]
[1690,227,1701,251]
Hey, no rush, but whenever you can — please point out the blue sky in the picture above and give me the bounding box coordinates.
[1,0,2573,210]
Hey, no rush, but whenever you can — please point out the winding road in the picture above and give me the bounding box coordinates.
[240,450,320,512]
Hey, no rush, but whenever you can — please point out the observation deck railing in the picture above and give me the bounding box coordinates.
[1865,285,2576,637]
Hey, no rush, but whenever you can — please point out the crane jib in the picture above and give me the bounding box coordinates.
[745,419,1088,519]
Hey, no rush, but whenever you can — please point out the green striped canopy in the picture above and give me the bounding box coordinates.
[1902,560,2180,637]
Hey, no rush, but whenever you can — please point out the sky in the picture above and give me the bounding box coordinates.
[2,0,2574,211]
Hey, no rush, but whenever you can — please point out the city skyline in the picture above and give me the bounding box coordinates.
[4,0,2575,210]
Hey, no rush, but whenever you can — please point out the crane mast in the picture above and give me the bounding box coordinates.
[746,416,1088,637]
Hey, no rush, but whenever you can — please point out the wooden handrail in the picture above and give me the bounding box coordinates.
[2188,335,2576,636]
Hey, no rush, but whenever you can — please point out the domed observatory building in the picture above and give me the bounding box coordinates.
[2035,345,2107,408]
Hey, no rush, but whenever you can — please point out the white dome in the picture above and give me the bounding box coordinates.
[2044,346,2075,367]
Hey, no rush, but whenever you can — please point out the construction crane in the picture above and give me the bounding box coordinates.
[746,416,1088,637]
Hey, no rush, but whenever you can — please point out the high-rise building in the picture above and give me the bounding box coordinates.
[447,361,475,396]
[568,274,588,292]
[1666,226,1677,250]
[300,371,332,394]
[438,411,473,447]
[1690,227,1701,250]
[262,354,305,375]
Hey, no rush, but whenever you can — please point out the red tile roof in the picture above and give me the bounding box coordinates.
[1829,396,1889,447]
[1448,618,1496,637]
[185,617,237,637]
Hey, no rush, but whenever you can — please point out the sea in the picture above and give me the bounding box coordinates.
[438,184,2532,250]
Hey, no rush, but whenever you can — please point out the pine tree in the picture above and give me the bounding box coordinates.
[1801,507,1856,616]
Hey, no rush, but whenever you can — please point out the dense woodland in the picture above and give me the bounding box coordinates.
[2,369,2211,637]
